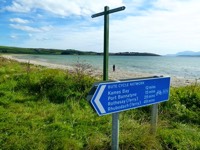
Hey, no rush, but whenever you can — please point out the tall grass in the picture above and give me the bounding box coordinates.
[0,57,199,149]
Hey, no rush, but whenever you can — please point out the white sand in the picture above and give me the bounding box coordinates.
[1,54,199,87]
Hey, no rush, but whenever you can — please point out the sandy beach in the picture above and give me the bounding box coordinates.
[1,54,199,87]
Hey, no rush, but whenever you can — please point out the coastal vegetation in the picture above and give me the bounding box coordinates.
[0,46,63,55]
[0,45,160,56]
[0,56,199,149]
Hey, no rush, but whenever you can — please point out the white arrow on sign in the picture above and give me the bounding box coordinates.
[94,85,106,114]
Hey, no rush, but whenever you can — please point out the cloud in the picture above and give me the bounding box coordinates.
[28,34,33,37]
[5,0,124,16]
[10,18,30,24]
[10,35,17,39]
[107,0,200,54]
[3,0,200,55]
[5,1,31,12]
[17,24,104,51]
[10,24,53,32]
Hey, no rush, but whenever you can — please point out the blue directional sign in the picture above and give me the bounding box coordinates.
[90,77,170,116]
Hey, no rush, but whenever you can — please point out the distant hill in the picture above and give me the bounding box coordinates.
[0,46,160,56]
[111,52,160,56]
[61,51,160,56]
[165,51,200,57]
[176,51,200,56]
[0,46,63,55]
[61,49,97,55]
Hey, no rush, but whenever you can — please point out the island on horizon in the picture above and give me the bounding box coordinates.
[0,45,160,56]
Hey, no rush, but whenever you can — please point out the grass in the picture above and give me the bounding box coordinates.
[0,56,200,149]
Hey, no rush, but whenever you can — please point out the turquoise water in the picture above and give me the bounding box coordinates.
[15,54,200,79]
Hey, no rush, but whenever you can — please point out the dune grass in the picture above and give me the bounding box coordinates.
[0,56,199,149]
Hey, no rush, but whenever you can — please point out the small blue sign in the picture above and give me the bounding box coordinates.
[90,77,170,116]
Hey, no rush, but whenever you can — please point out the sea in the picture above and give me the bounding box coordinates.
[14,54,200,80]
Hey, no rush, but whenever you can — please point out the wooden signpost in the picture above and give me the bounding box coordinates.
[91,6,125,150]
[91,6,170,150]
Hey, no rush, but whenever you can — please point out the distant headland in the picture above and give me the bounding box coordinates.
[0,46,160,56]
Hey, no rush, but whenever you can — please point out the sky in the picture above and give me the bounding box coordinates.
[1,0,200,55]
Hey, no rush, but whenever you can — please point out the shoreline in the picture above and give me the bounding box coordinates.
[1,54,199,87]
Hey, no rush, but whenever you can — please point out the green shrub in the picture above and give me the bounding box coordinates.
[160,84,200,124]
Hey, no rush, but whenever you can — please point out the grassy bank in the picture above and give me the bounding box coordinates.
[0,57,199,149]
